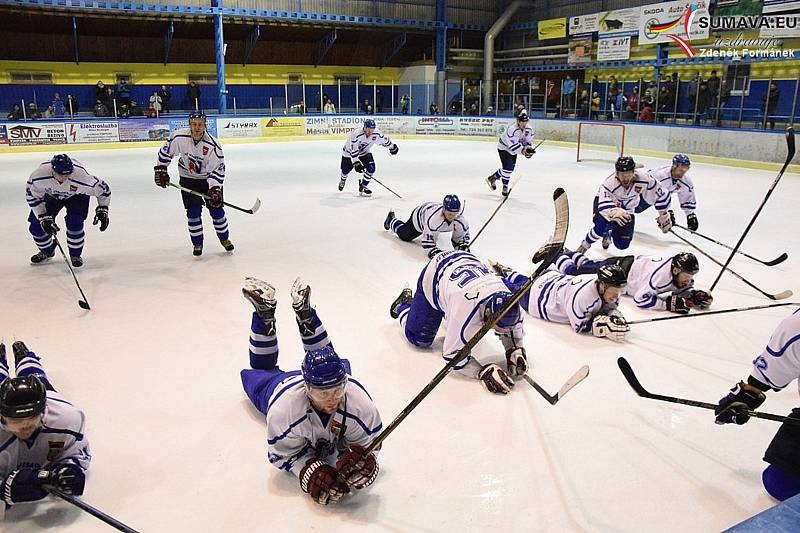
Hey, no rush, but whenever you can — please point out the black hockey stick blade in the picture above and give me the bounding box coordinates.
[673,224,788,267]
[523,365,589,405]
[47,486,140,533]
[762,252,789,267]
[78,299,91,310]
[617,357,800,425]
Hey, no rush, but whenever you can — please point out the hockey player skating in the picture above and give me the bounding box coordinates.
[714,309,800,501]
[239,278,382,506]
[154,111,233,256]
[486,110,535,197]
[339,119,398,197]
[554,251,713,314]
[491,261,630,342]
[1,341,91,509]
[25,154,111,268]
[637,154,699,231]
[576,156,671,253]
[383,195,470,258]
[389,250,527,395]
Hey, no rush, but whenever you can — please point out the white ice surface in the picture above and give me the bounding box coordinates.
[1,139,798,532]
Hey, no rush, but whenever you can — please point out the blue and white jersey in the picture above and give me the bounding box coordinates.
[0,391,92,485]
[157,128,225,186]
[497,122,534,155]
[25,159,111,217]
[751,309,800,394]
[624,255,693,310]
[412,202,470,252]
[524,270,613,333]
[341,127,393,161]
[421,251,524,372]
[596,169,669,220]
[265,373,382,478]
[647,165,697,215]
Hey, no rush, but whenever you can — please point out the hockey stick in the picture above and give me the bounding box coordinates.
[523,365,589,405]
[627,301,799,325]
[673,224,787,267]
[365,187,569,454]
[167,182,261,214]
[710,127,795,291]
[51,233,91,310]
[617,357,800,426]
[369,176,403,199]
[669,229,792,300]
[46,486,140,533]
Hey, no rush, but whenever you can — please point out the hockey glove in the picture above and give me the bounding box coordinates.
[453,241,471,252]
[38,215,60,235]
[427,247,443,260]
[715,381,766,425]
[153,165,169,188]
[687,213,699,231]
[389,144,399,155]
[93,206,109,232]
[1,467,49,504]
[591,314,629,342]
[524,146,536,158]
[353,160,366,173]
[336,444,379,490]
[688,289,713,309]
[607,207,632,226]
[478,363,514,394]
[42,463,86,496]
[657,211,673,233]
[207,186,223,208]
[299,458,350,505]
[666,295,690,315]
[505,347,528,377]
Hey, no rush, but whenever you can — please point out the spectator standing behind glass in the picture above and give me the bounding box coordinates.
[577,89,589,118]
[627,87,639,116]
[7,103,22,120]
[614,91,626,120]
[563,75,575,111]
[324,99,336,114]
[27,102,41,120]
[400,94,411,115]
[117,78,131,107]
[695,80,709,125]
[376,88,383,114]
[606,75,619,119]
[688,73,700,116]
[763,82,780,129]
[590,91,600,119]
[716,80,730,126]
[94,99,110,117]
[187,81,201,111]
[149,91,162,114]
[43,105,54,118]
[707,70,720,108]
[94,81,107,106]
[157,85,171,113]
[361,99,372,113]
[429,102,439,115]
[51,93,65,117]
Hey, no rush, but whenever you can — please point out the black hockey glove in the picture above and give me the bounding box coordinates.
[1,467,48,504]
[38,215,59,235]
[353,161,365,173]
[715,381,766,425]
[389,144,399,155]
[687,213,699,231]
[427,247,442,259]
[93,206,109,232]
[665,295,690,314]
[207,186,223,208]
[453,241,471,251]
[524,146,536,158]
[42,463,86,496]
[153,164,169,188]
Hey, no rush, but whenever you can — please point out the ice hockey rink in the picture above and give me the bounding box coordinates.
[1,137,798,532]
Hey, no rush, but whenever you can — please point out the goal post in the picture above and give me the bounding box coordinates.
[576,122,626,162]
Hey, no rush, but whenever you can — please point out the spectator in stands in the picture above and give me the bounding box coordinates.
[485,105,494,115]
[400,94,411,115]
[27,102,42,120]
[104,86,116,112]
[149,91,162,114]
[763,82,780,129]
[324,98,336,114]
[577,89,589,118]
[707,70,720,107]
[563,74,575,111]
[7,103,23,120]
[95,81,108,106]
[640,88,654,113]
[546,80,560,116]
[429,102,439,115]
[43,105,55,118]
[361,99,372,114]
[716,80,731,126]
[614,91,626,120]
[623,86,639,121]
[94,99,110,118]
[157,85,171,113]
[469,102,479,116]
[687,72,700,115]
[590,91,600,120]
[590,75,599,97]
[694,79,709,125]
[117,78,131,107]
[376,88,384,113]
[606,75,619,118]
[51,93,65,117]
[187,81,201,111]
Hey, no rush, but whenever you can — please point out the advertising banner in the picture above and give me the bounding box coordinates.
[568,36,593,65]
[303,116,365,136]
[538,18,567,40]
[66,122,119,144]
[598,8,641,35]
[597,36,632,61]
[639,0,710,45]
[374,116,412,135]
[169,118,218,138]
[6,122,66,146]
[261,117,305,137]
[414,116,457,135]
[569,14,600,35]
[0,124,7,145]
[118,119,171,142]
[457,117,496,136]
[217,118,261,138]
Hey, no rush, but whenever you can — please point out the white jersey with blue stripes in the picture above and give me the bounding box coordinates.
[341,127,393,161]
[624,255,693,310]
[412,202,470,252]
[157,128,226,186]
[751,309,800,394]
[0,391,92,483]
[525,270,611,333]
[647,165,697,215]
[596,169,669,220]
[421,251,524,371]
[265,375,382,477]
[497,123,534,155]
[26,159,111,217]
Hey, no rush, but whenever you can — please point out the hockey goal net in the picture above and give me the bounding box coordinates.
[576,122,626,163]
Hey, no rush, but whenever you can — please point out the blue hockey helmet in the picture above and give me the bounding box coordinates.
[442,194,462,213]
[364,118,376,129]
[485,291,520,329]
[188,111,206,121]
[301,345,347,389]
[51,154,74,175]
[672,153,691,167]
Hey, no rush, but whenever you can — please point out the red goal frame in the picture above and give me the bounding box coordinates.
[576,122,626,162]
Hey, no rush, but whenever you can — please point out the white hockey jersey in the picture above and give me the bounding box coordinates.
[420,251,524,374]
[751,309,800,394]
[497,122,534,155]
[0,392,92,481]
[341,127,393,161]
[647,165,697,215]
[265,373,382,477]
[412,202,470,252]
[624,255,694,310]
[25,159,111,218]
[157,128,226,186]
[524,271,615,333]
[596,169,669,220]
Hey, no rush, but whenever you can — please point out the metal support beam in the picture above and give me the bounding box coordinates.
[314,29,337,67]
[435,0,447,111]
[164,20,174,66]
[72,16,79,65]
[382,33,407,68]
[242,25,260,67]
[212,0,227,114]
